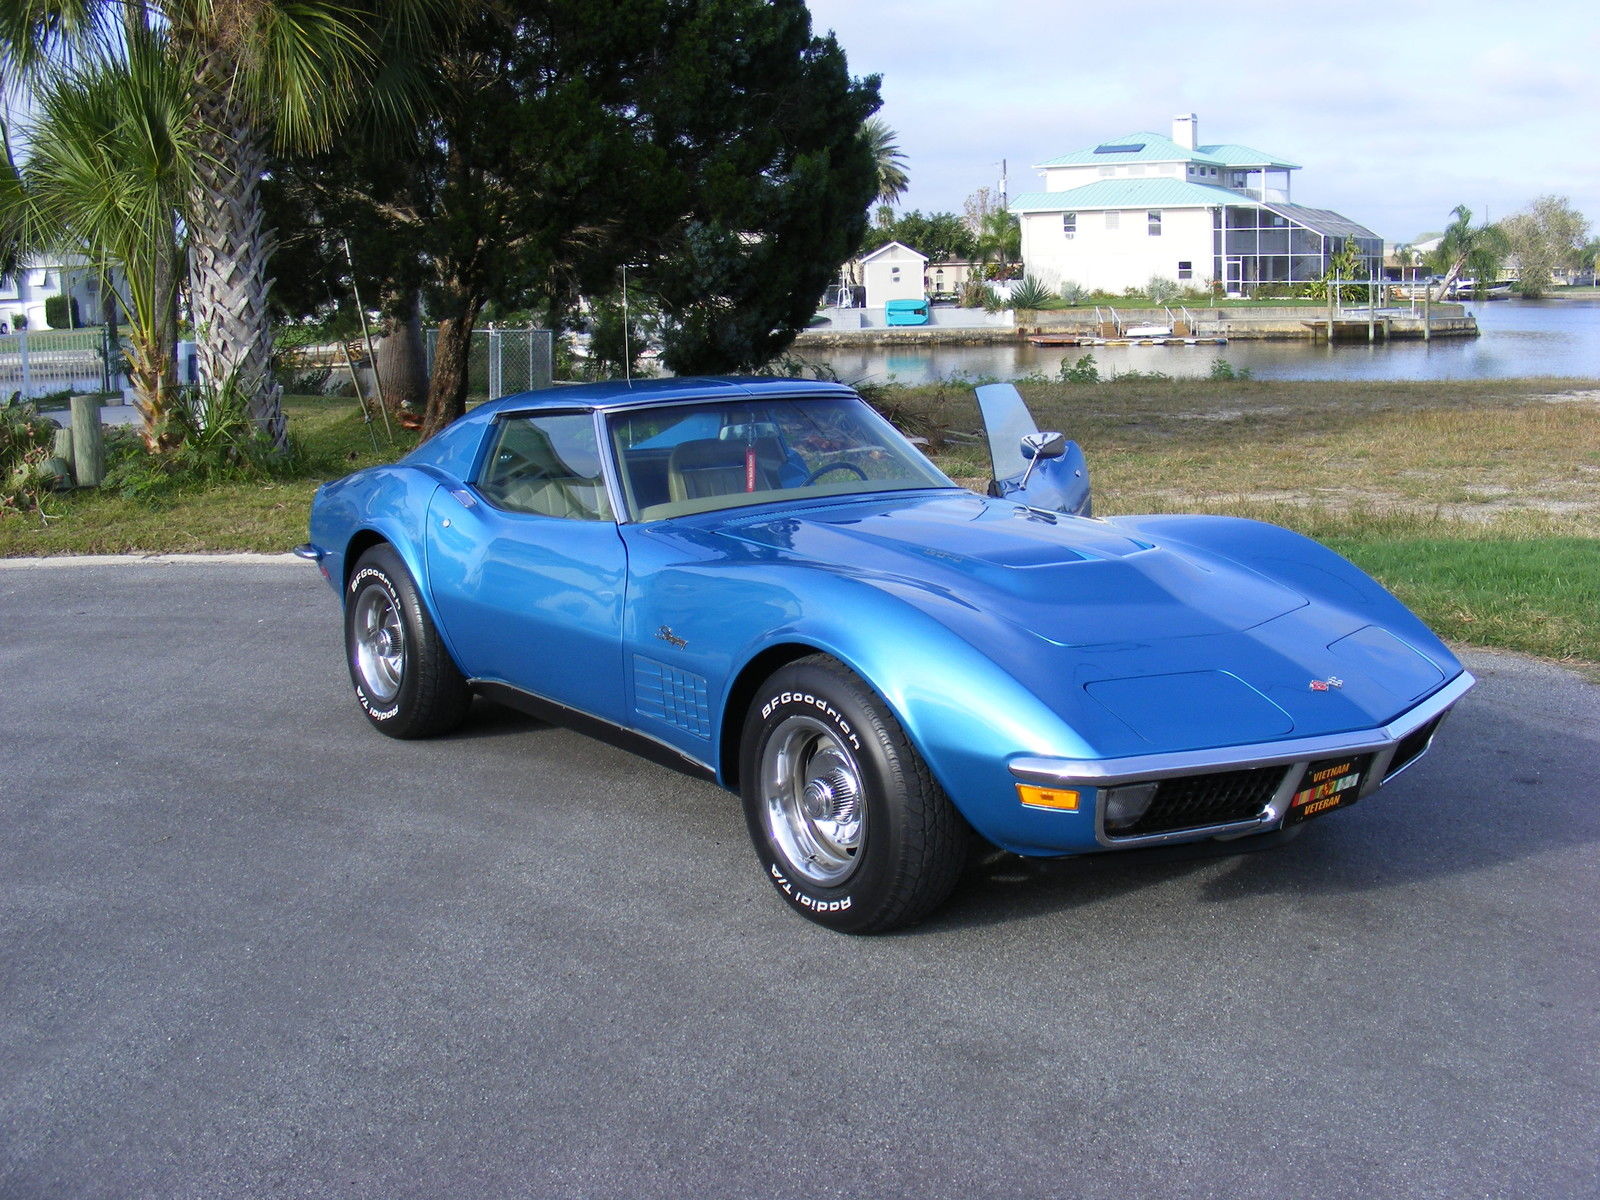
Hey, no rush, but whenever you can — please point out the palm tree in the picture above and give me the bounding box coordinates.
[1428,205,1508,299]
[20,32,194,449]
[1,0,444,446]
[861,116,908,208]
[973,208,1020,277]
[0,129,28,280]
[1391,242,1415,284]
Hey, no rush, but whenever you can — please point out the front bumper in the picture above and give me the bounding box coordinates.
[1008,671,1474,849]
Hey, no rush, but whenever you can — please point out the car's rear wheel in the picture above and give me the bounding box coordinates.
[344,544,469,738]
[740,656,970,932]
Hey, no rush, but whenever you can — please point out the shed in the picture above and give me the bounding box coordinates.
[859,241,928,309]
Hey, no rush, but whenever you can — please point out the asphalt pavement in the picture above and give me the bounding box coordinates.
[2,556,1597,1199]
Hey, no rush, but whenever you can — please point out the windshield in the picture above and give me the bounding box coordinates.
[607,394,953,521]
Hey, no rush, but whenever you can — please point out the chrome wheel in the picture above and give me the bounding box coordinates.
[352,583,405,703]
[759,715,866,886]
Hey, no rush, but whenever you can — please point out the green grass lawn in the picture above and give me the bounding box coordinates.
[1,396,416,556]
[3,379,1597,665]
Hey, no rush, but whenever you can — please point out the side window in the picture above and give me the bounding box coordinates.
[477,413,612,520]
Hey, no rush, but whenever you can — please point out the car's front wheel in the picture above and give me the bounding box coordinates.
[740,656,970,932]
[344,544,470,738]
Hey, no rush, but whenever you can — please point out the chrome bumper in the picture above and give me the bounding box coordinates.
[1009,671,1475,849]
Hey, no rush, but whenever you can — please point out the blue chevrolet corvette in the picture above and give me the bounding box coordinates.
[300,377,1473,932]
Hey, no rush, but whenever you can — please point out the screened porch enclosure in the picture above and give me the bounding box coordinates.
[1215,203,1382,290]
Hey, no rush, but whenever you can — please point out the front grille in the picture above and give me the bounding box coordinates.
[1386,715,1441,780]
[1112,765,1286,837]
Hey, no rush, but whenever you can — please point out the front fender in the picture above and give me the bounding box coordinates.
[307,465,445,616]
[622,525,1097,851]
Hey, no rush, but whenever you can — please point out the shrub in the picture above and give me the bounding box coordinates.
[1208,357,1253,380]
[1146,276,1180,303]
[102,378,303,499]
[1007,275,1057,311]
[958,278,993,308]
[1059,353,1099,384]
[1,395,62,518]
[976,285,1007,314]
[1058,281,1089,305]
[44,295,81,329]
[1215,357,1251,380]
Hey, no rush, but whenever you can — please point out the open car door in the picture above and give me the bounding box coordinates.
[975,383,1092,517]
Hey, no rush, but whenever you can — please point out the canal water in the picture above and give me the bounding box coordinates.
[795,298,1599,385]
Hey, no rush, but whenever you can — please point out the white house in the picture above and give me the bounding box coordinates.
[924,259,982,298]
[858,240,928,308]
[0,256,112,331]
[1010,114,1382,296]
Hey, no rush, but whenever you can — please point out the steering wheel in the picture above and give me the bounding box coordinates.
[802,460,869,485]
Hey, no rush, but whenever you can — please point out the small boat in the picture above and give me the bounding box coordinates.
[1123,323,1173,337]
[1449,280,1513,300]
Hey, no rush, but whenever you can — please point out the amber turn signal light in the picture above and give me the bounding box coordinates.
[1016,784,1080,811]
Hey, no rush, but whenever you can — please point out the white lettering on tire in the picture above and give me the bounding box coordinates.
[757,691,862,751]
[350,568,401,720]
[768,863,852,911]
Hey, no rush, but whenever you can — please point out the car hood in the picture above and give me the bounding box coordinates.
[710,491,1453,754]
[718,490,1309,645]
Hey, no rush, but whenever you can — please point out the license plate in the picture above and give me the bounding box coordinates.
[1284,755,1369,825]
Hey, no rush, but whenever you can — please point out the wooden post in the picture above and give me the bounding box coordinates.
[69,394,104,487]
[50,426,75,486]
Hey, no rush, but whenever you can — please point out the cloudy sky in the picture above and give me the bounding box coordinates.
[805,0,1600,243]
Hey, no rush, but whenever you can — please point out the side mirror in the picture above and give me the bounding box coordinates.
[1017,431,1067,489]
[1020,431,1067,461]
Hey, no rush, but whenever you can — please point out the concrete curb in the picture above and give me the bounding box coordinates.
[0,552,308,569]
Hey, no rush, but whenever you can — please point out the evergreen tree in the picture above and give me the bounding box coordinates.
[268,0,879,429]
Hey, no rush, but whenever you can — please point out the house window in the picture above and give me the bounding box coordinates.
[1129,165,1145,176]
[1105,211,1120,231]
[1177,261,1193,280]
[1147,211,1162,237]
[1062,212,1076,238]
[1099,166,1115,177]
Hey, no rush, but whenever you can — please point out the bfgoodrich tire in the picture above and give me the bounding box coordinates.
[344,544,470,739]
[740,656,970,933]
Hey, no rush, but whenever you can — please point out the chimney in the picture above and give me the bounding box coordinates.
[1172,113,1198,150]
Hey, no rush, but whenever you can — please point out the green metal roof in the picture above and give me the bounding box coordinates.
[1198,143,1299,169]
[1010,179,1251,212]
[1034,131,1298,171]
[1035,132,1218,168]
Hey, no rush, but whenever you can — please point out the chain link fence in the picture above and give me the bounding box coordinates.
[425,328,553,401]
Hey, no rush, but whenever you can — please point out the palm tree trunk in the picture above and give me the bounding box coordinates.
[188,46,284,446]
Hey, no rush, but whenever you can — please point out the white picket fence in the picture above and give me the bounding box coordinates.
[0,329,124,400]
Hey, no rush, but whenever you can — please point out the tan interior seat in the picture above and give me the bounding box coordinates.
[667,437,784,502]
